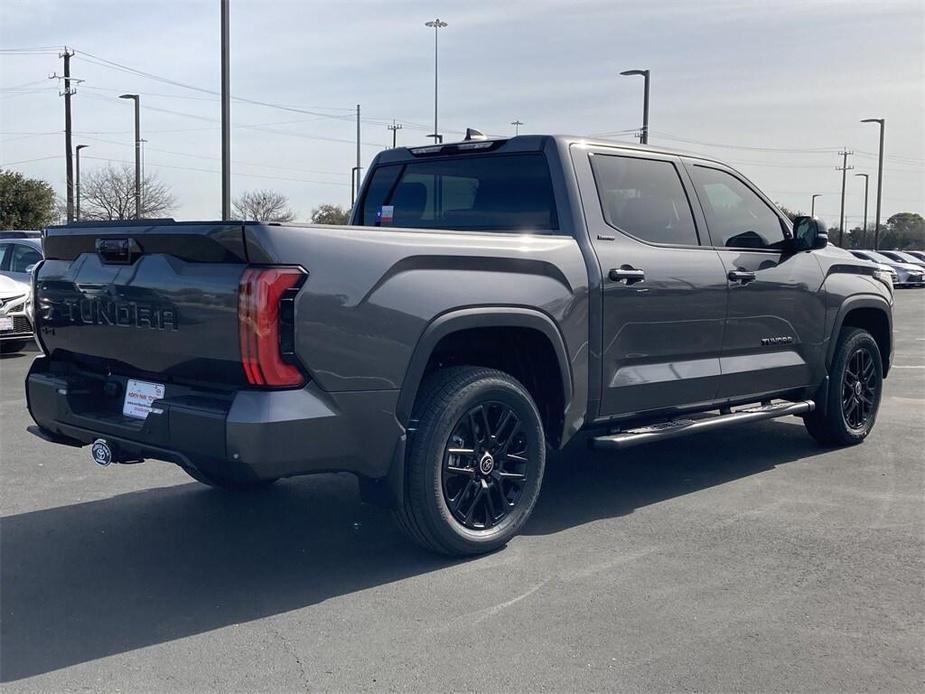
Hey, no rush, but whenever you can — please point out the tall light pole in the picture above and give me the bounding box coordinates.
[221,0,231,221]
[511,120,523,135]
[811,193,822,217]
[425,18,447,144]
[861,118,884,250]
[855,173,869,239]
[75,144,88,222]
[119,93,141,219]
[620,69,650,144]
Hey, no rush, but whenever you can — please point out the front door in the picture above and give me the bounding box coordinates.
[573,147,729,419]
[684,162,826,400]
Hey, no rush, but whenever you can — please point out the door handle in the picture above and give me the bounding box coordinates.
[609,265,646,285]
[727,270,756,284]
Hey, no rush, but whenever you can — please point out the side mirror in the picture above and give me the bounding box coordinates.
[25,264,37,273]
[791,216,828,251]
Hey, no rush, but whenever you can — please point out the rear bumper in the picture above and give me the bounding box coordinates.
[26,356,404,484]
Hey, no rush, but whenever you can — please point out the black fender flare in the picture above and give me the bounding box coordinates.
[826,294,893,373]
[395,306,575,436]
[362,307,576,510]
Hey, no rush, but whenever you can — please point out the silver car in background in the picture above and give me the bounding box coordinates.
[0,274,34,354]
[0,231,43,284]
[851,249,925,288]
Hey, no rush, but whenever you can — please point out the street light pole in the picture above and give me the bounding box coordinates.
[811,193,822,218]
[119,93,141,219]
[425,18,447,144]
[511,120,523,135]
[855,173,869,240]
[75,144,88,222]
[620,69,650,144]
[221,0,231,221]
[860,118,885,250]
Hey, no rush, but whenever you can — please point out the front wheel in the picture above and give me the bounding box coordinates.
[804,327,883,446]
[396,367,546,556]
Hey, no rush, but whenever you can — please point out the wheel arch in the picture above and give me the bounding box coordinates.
[829,296,893,377]
[396,307,577,449]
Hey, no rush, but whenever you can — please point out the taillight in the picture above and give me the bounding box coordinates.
[238,266,306,387]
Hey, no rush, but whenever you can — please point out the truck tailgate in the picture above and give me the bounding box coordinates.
[36,222,249,386]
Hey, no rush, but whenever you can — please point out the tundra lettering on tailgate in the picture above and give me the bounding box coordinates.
[44,297,179,331]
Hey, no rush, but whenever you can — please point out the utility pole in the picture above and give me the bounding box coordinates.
[511,120,523,135]
[855,173,869,241]
[620,69,650,144]
[119,94,141,218]
[425,18,447,144]
[861,118,885,250]
[51,48,77,223]
[836,148,854,248]
[388,120,403,148]
[221,0,231,221]
[75,144,88,222]
[811,193,822,217]
[354,104,362,202]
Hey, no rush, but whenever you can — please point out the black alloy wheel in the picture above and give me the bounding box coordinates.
[442,402,530,531]
[841,346,877,431]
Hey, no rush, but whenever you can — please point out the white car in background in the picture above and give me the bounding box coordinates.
[0,274,34,354]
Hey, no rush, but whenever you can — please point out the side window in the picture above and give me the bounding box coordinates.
[0,244,10,271]
[10,244,41,272]
[690,166,786,249]
[590,154,700,246]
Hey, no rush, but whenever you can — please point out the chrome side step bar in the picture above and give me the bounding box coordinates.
[591,400,815,451]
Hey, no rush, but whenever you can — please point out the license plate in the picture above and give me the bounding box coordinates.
[123,379,165,420]
[0,316,12,331]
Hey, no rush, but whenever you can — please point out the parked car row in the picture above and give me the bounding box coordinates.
[0,231,41,354]
[850,249,925,288]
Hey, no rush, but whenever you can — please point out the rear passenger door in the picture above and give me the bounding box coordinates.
[573,147,729,419]
[684,162,826,400]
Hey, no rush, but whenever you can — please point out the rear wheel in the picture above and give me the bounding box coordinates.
[396,366,546,556]
[183,466,277,491]
[804,327,882,446]
[0,340,28,354]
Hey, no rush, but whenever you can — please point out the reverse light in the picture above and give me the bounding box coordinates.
[238,266,306,387]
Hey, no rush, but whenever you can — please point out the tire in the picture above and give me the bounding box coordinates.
[0,340,28,354]
[183,465,278,491]
[396,366,546,556]
[804,327,883,446]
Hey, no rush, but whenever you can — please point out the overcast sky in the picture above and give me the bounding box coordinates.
[1,0,923,226]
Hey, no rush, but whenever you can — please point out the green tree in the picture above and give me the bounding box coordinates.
[0,169,56,229]
[310,203,349,225]
[881,212,924,250]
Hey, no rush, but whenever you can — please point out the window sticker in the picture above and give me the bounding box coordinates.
[378,205,394,225]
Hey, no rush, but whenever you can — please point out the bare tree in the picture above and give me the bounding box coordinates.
[233,189,295,222]
[81,164,176,220]
[310,203,350,225]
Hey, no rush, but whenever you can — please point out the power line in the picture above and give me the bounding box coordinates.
[81,154,349,187]
[77,134,346,177]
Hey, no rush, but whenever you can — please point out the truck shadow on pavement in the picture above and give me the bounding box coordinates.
[1,418,823,682]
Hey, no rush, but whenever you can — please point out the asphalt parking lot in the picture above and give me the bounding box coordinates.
[1,292,923,693]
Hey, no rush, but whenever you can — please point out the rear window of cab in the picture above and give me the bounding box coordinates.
[359,153,558,232]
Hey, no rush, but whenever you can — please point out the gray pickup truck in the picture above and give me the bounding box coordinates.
[27,134,893,555]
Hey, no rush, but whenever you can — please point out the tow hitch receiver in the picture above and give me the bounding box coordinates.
[90,439,113,466]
